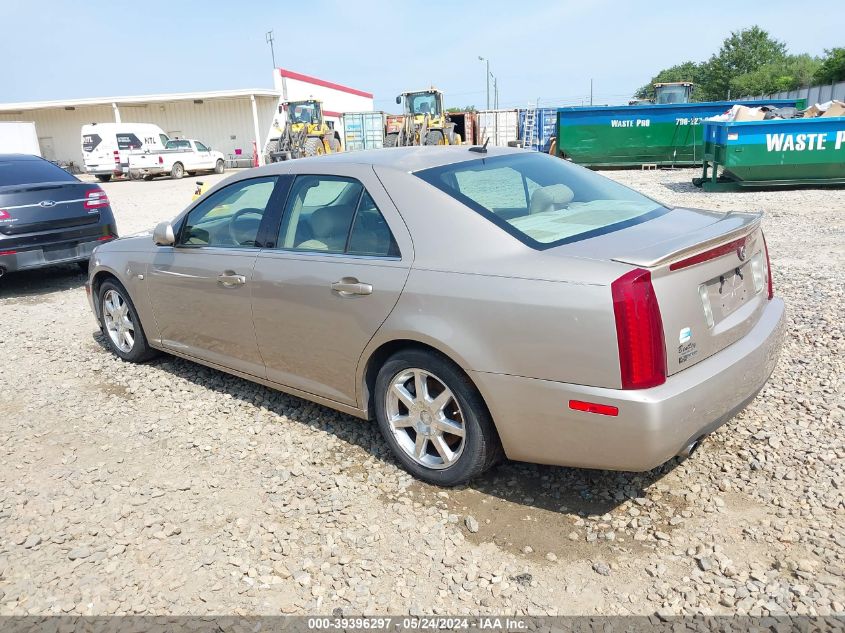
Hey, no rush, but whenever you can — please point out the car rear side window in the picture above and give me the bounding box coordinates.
[415,153,667,249]
[276,176,399,257]
[0,157,77,186]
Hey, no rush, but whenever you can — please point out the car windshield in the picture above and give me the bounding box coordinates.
[414,153,667,248]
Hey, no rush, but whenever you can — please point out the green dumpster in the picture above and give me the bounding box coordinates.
[555,99,805,167]
[695,116,845,191]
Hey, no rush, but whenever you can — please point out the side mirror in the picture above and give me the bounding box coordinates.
[395,96,401,105]
[153,221,175,246]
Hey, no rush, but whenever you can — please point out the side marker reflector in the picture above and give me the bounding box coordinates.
[569,400,619,417]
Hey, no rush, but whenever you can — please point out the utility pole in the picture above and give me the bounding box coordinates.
[478,56,490,109]
[266,30,276,68]
[590,78,593,106]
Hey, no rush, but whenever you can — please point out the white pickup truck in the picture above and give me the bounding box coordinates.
[128,139,225,180]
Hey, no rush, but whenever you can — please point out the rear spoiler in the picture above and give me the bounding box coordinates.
[611,211,762,269]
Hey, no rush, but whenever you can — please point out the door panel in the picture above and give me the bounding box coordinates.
[144,175,283,376]
[251,254,410,404]
[147,248,263,376]
[250,170,412,406]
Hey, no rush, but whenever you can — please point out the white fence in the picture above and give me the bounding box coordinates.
[750,80,845,105]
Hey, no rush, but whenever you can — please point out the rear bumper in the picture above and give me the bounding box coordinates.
[473,297,785,471]
[131,166,166,176]
[0,237,113,274]
[86,166,127,176]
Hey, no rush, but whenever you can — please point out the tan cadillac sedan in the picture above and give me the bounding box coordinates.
[85,146,784,486]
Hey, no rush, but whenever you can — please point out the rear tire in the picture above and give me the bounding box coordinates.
[171,162,184,179]
[303,137,324,157]
[374,349,502,486]
[96,174,112,182]
[214,159,225,174]
[384,133,399,148]
[97,279,158,363]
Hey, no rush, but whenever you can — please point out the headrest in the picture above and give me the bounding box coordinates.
[529,184,575,214]
[310,205,354,237]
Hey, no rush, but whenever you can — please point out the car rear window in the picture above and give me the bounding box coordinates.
[415,153,668,249]
[0,157,78,186]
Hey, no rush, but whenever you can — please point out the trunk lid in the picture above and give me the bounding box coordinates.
[560,207,770,377]
[0,182,105,235]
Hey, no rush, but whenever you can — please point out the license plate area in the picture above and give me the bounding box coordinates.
[701,260,756,324]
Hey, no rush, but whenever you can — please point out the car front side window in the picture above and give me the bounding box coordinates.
[178,177,277,248]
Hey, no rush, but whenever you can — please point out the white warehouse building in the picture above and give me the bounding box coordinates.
[0,68,374,170]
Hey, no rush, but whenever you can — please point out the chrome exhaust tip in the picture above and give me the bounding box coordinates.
[678,437,704,459]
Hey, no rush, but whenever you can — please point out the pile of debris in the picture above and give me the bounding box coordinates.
[708,100,845,122]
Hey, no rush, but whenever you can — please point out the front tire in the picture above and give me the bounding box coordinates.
[374,349,501,486]
[214,159,225,174]
[303,137,324,157]
[171,162,184,179]
[424,130,445,146]
[98,279,157,363]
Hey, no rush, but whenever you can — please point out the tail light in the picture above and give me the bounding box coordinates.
[0,209,9,220]
[611,268,667,389]
[158,156,164,165]
[762,232,773,300]
[113,150,120,164]
[84,188,110,209]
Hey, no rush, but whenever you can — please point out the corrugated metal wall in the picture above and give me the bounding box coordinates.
[0,96,278,168]
[751,80,845,105]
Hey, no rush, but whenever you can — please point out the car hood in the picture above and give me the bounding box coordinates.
[95,232,154,253]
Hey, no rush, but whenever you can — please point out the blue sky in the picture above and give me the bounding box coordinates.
[2,1,842,108]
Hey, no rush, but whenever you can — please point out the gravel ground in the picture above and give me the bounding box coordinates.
[0,167,842,616]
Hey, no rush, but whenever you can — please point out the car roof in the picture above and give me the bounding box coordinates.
[277,145,527,173]
[0,153,43,161]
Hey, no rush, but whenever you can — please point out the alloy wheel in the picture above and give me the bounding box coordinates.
[102,289,135,353]
[385,368,466,469]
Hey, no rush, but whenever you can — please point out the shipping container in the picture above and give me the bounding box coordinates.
[476,109,519,147]
[694,116,845,191]
[555,99,806,167]
[518,108,557,152]
[341,111,385,152]
[447,111,478,145]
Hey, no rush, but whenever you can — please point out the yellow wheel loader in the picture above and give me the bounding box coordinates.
[384,89,462,147]
[267,99,343,162]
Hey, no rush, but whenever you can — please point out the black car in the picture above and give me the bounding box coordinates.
[0,154,117,278]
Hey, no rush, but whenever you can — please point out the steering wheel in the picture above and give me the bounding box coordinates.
[228,208,263,246]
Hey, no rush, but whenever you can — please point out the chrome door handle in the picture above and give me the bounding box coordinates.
[331,278,372,296]
[217,272,246,287]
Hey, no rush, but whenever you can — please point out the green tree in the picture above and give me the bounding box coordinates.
[635,61,703,101]
[730,54,821,97]
[697,26,787,100]
[813,48,845,84]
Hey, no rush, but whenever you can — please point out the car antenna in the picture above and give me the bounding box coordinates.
[468,138,489,154]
